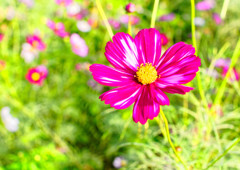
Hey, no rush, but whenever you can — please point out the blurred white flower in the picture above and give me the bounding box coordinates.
[194,17,205,26]
[6,7,15,21]
[21,43,39,63]
[19,0,35,8]
[66,2,81,16]
[1,107,19,132]
[113,157,126,169]
[77,20,91,32]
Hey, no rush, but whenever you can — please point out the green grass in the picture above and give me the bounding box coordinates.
[0,0,240,169]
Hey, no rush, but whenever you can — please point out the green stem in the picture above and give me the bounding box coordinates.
[128,14,132,36]
[150,0,160,28]
[220,0,230,19]
[160,109,188,169]
[95,0,114,38]
[190,0,208,111]
[205,137,240,169]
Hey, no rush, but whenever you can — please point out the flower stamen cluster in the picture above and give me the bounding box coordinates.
[135,63,158,85]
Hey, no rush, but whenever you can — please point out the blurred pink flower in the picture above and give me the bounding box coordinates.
[0,34,4,42]
[90,28,201,124]
[26,65,48,86]
[88,18,98,28]
[215,58,231,68]
[222,67,239,81]
[160,33,169,46]
[159,13,175,21]
[108,19,121,30]
[55,0,72,6]
[19,0,35,8]
[120,15,139,25]
[196,0,215,11]
[26,35,46,51]
[215,58,239,81]
[70,33,88,57]
[212,13,222,25]
[47,20,69,38]
[66,2,88,20]
[75,62,90,71]
[125,3,136,13]
[0,60,6,71]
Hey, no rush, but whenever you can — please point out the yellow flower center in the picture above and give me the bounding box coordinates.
[135,63,158,85]
[32,41,39,48]
[31,72,40,81]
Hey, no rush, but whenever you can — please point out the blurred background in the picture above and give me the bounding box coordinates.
[0,0,240,169]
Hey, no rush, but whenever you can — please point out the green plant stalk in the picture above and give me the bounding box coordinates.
[155,116,167,141]
[150,0,160,28]
[95,0,114,38]
[190,0,209,111]
[128,14,132,36]
[213,38,240,106]
[205,137,240,169]
[160,109,188,169]
[220,0,230,19]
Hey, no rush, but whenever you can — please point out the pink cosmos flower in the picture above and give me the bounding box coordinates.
[215,58,239,81]
[222,67,239,81]
[55,0,72,6]
[26,65,48,86]
[125,3,136,13]
[160,33,169,46]
[0,34,4,42]
[90,28,201,124]
[212,13,222,25]
[26,35,46,51]
[47,20,69,38]
[70,33,89,57]
[109,19,121,30]
[196,0,215,11]
[120,15,140,25]
[159,13,175,21]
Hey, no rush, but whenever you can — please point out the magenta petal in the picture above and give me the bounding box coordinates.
[150,84,170,105]
[157,42,200,84]
[157,42,195,70]
[89,64,134,87]
[134,28,162,66]
[155,80,194,94]
[133,87,160,124]
[105,32,139,74]
[47,20,55,29]
[99,82,142,109]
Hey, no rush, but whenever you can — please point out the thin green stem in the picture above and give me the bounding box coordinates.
[190,0,197,55]
[205,137,240,169]
[160,109,188,169]
[128,14,132,36]
[150,0,160,28]
[220,0,230,19]
[213,38,240,106]
[190,0,208,111]
[95,0,114,38]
